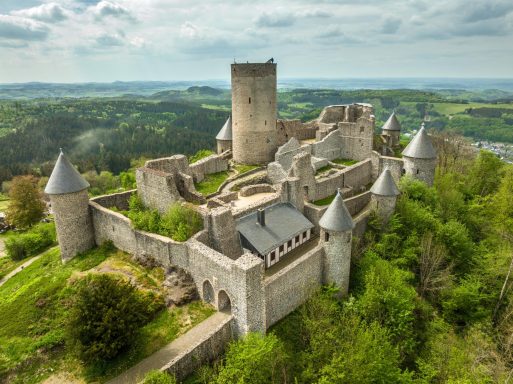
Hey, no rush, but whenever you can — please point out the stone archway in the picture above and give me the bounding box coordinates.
[217,290,232,313]
[202,280,215,304]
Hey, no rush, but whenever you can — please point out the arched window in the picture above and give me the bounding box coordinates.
[202,280,214,304]
[218,290,232,312]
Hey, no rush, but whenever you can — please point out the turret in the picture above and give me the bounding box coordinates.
[319,189,354,296]
[216,116,232,154]
[45,150,95,263]
[370,167,400,223]
[231,62,278,164]
[401,123,437,186]
[382,111,401,147]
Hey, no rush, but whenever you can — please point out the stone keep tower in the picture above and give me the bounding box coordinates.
[45,150,95,263]
[231,62,277,164]
[402,123,437,186]
[319,189,355,296]
[370,167,400,223]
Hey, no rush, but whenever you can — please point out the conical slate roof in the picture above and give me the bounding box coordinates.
[370,168,400,196]
[402,126,436,159]
[382,111,401,131]
[319,189,354,232]
[216,116,232,141]
[45,150,89,195]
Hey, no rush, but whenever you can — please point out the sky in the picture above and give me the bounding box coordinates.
[0,0,513,83]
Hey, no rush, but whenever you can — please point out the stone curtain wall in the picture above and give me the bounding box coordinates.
[163,315,234,382]
[136,167,181,214]
[91,190,134,211]
[276,119,317,145]
[264,246,324,328]
[311,129,343,161]
[189,154,229,183]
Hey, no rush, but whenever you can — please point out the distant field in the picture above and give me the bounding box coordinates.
[402,101,513,115]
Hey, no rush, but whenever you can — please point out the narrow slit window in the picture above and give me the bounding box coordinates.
[249,97,251,104]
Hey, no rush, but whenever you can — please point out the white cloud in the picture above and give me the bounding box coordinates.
[91,1,133,21]
[12,3,67,23]
[0,14,49,41]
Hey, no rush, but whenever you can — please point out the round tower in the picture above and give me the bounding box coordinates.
[370,167,400,223]
[402,123,437,186]
[216,116,232,154]
[45,150,95,263]
[382,111,401,147]
[231,62,277,164]
[319,189,355,296]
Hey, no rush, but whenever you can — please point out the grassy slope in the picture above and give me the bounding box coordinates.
[195,171,230,196]
[0,245,214,384]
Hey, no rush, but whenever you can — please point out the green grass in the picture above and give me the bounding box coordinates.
[0,244,214,383]
[0,257,26,280]
[233,164,259,174]
[195,171,230,196]
[312,194,336,206]
[332,158,358,166]
[431,102,513,115]
[189,149,215,164]
[315,165,333,176]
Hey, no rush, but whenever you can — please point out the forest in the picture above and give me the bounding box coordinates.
[1,86,513,187]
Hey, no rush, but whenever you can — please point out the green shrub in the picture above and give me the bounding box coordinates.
[189,149,214,164]
[5,222,56,261]
[142,370,176,384]
[68,273,164,362]
[127,195,203,241]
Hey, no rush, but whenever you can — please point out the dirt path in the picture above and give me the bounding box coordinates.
[0,238,5,258]
[0,246,57,287]
[107,311,232,384]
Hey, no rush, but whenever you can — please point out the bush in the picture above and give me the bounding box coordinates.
[142,370,176,384]
[127,195,203,241]
[68,273,164,362]
[5,222,56,261]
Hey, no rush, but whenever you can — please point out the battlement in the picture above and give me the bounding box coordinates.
[231,63,276,77]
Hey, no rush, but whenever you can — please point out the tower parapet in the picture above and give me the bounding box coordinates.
[45,150,95,263]
[231,62,277,164]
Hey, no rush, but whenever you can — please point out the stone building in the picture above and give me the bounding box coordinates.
[231,63,277,164]
[402,123,437,186]
[47,59,438,341]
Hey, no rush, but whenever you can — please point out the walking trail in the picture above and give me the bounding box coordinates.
[107,311,232,384]
[0,238,5,258]
[0,246,57,287]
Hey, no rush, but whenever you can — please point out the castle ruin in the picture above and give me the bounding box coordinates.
[45,60,437,338]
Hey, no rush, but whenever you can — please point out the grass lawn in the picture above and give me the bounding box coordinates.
[312,194,336,206]
[331,158,358,166]
[233,164,259,175]
[0,256,27,280]
[195,171,230,196]
[0,244,214,384]
[315,165,333,176]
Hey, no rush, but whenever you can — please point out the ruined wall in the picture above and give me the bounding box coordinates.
[311,129,343,161]
[276,119,317,145]
[314,171,344,201]
[90,201,137,254]
[264,246,324,328]
[136,167,181,214]
[91,190,134,211]
[239,184,275,197]
[145,155,190,176]
[343,159,372,191]
[338,116,374,161]
[274,138,312,172]
[189,154,229,183]
[232,193,281,219]
[163,315,234,382]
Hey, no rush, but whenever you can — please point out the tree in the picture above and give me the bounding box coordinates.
[6,175,45,229]
[68,274,164,362]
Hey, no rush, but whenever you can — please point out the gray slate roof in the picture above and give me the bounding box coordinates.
[45,150,89,195]
[370,168,400,196]
[319,190,354,232]
[382,111,401,131]
[216,116,232,141]
[236,202,314,255]
[402,126,436,159]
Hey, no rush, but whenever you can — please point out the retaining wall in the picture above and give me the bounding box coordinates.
[162,315,234,382]
[189,154,229,183]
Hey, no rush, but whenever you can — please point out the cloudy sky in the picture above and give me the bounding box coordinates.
[0,0,512,83]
